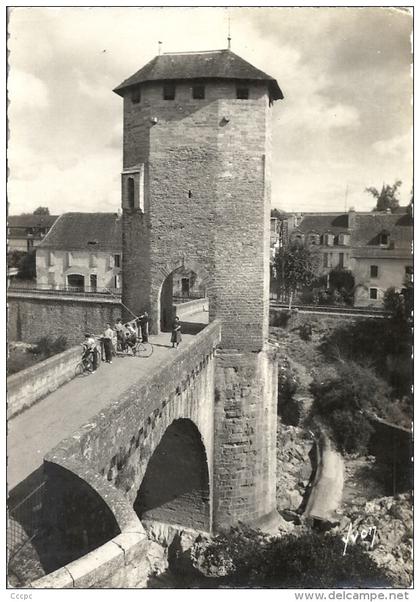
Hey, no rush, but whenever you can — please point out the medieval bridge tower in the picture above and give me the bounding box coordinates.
[114,49,283,531]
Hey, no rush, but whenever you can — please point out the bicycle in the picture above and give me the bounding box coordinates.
[116,338,153,358]
[134,340,153,358]
[75,352,94,376]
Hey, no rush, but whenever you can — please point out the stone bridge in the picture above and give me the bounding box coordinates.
[12,315,277,587]
[45,321,220,549]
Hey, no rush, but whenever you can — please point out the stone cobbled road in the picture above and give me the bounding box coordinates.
[8,313,208,491]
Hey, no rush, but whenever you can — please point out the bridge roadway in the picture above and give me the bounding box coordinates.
[8,312,208,493]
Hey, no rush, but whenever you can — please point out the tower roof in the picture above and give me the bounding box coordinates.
[113,49,283,100]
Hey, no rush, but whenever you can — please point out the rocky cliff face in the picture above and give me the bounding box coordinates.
[332,493,413,587]
[276,420,314,514]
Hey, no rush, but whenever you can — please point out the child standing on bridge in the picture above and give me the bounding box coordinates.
[171,316,182,349]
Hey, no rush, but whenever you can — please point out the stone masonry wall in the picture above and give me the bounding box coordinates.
[213,344,278,530]
[121,80,273,351]
[8,293,121,344]
[7,345,80,419]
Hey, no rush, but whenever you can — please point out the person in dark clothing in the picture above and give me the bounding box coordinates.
[138,312,150,342]
[171,316,182,348]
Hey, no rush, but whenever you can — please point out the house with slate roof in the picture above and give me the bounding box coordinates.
[36,213,122,292]
[8,214,59,252]
[287,209,413,307]
[289,212,352,273]
[351,211,413,307]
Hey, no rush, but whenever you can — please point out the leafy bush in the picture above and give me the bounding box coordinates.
[299,321,312,341]
[191,527,391,588]
[326,409,374,454]
[270,309,291,328]
[7,350,39,376]
[310,362,390,453]
[31,336,68,358]
[7,250,26,269]
[319,317,412,399]
[329,268,355,296]
[278,358,299,408]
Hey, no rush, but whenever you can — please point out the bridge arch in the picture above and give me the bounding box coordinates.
[157,259,210,331]
[133,418,210,531]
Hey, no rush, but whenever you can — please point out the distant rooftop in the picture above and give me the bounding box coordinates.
[114,49,283,100]
[8,215,59,229]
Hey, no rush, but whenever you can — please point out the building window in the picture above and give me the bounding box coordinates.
[323,253,328,268]
[89,252,98,268]
[369,288,378,300]
[192,83,205,99]
[131,87,141,104]
[339,253,344,269]
[114,254,121,268]
[379,232,389,246]
[236,86,249,100]
[370,265,378,278]
[90,274,97,292]
[163,82,175,100]
[67,274,84,291]
[128,177,135,209]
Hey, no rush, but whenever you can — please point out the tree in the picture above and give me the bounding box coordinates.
[270,208,287,219]
[33,206,50,215]
[17,250,36,280]
[274,241,320,306]
[329,268,354,293]
[365,180,402,213]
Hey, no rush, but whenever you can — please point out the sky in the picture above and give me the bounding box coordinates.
[7,6,413,215]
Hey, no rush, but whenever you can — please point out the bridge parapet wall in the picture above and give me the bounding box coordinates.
[7,345,80,419]
[173,297,209,320]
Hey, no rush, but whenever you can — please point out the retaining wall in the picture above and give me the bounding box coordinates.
[7,292,122,345]
[174,297,209,320]
[7,345,80,419]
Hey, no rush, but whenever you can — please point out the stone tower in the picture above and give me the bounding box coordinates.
[115,49,283,531]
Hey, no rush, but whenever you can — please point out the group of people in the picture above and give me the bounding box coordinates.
[81,312,182,374]
[81,312,150,373]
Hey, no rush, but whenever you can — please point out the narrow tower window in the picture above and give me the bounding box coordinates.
[131,87,141,104]
[192,83,205,99]
[163,82,176,100]
[236,86,249,100]
[128,177,135,208]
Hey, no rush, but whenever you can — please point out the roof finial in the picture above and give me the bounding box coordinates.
[227,13,231,50]
[158,41,162,56]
